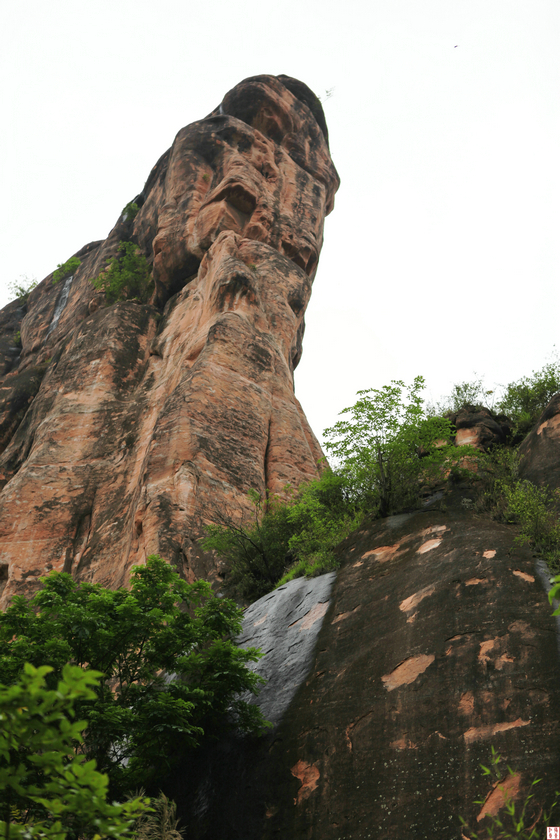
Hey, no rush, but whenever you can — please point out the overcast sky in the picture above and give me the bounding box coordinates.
[2,1,559,443]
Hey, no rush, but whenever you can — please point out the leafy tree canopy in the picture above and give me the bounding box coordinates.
[0,663,148,840]
[323,376,458,518]
[8,275,38,305]
[91,242,152,304]
[0,556,268,801]
[52,258,81,285]
[202,471,357,601]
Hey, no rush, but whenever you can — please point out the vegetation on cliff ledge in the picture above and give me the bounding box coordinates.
[0,556,267,827]
[91,242,153,304]
[203,359,560,602]
[52,257,81,285]
[202,376,473,600]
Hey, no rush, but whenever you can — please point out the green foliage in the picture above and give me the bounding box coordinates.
[460,746,559,838]
[496,355,560,440]
[323,377,458,518]
[0,556,268,801]
[8,275,38,305]
[132,792,184,840]
[12,330,21,348]
[202,471,357,601]
[92,242,153,304]
[52,258,81,285]
[122,202,139,221]
[203,378,477,600]
[0,662,148,840]
[477,447,560,571]
[429,377,496,415]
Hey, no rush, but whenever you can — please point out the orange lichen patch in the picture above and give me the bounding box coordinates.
[476,772,521,821]
[345,711,374,751]
[420,525,448,537]
[406,612,418,624]
[477,639,514,670]
[478,639,497,666]
[382,654,435,692]
[537,412,560,436]
[332,604,361,624]
[400,584,436,613]
[417,538,442,554]
[361,544,399,563]
[508,620,536,640]
[458,691,474,715]
[483,550,496,559]
[290,760,320,805]
[291,601,329,631]
[352,560,363,567]
[495,653,515,670]
[464,718,530,744]
[513,569,535,583]
[465,577,487,586]
[253,613,268,627]
[390,737,417,750]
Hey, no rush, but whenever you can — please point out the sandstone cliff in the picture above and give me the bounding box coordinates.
[2,75,560,839]
[0,74,339,605]
[175,482,560,839]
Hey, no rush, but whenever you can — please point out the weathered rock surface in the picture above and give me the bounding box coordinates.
[176,491,560,839]
[2,71,560,839]
[0,75,339,605]
[237,572,336,726]
[449,405,512,451]
[519,393,560,490]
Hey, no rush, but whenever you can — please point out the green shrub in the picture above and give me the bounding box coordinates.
[428,377,496,415]
[202,471,357,601]
[8,275,37,305]
[0,663,149,840]
[12,331,21,349]
[496,356,560,440]
[203,378,479,600]
[132,792,184,840]
[460,746,559,838]
[52,257,81,285]
[92,242,153,304]
[0,556,268,801]
[323,377,459,518]
[122,201,139,221]
[477,447,560,571]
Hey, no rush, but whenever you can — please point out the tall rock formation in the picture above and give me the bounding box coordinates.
[176,489,560,839]
[0,75,339,605]
[2,74,560,839]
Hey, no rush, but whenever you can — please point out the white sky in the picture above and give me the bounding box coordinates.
[2,1,559,444]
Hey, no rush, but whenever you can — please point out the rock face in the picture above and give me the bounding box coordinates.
[519,393,560,490]
[448,405,512,451]
[176,490,560,839]
[3,73,560,838]
[0,75,339,605]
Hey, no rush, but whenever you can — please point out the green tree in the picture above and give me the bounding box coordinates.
[496,356,560,440]
[0,556,268,801]
[8,276,38,305]
[52,258,81,285]
[92,242,152,304]
[0,663,148,840]
[323,377,457,518]
[202,471,357,601]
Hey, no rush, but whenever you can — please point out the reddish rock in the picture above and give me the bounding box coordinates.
[450,405,512,451]
[0,75,339,604]
[176,496,560,839]
[519,393,560,489]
